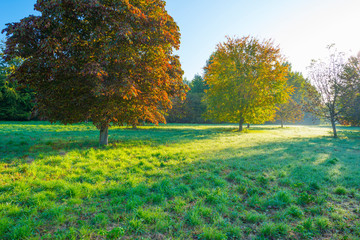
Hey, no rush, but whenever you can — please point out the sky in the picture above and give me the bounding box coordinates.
[1,0,360,80]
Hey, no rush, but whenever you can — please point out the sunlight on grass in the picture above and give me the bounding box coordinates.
[328,163,343,179]
[0,122,359,239]
[313,153,330,165]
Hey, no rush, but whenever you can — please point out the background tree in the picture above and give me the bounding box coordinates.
[204,36,292,131]
[167,74,208,123]
[339,54,360,126]
[276,99,303,128]
[166,77,190,123]
[306,45,346,138]
[2,0,186,145]
[186,74,208,123]
[274,69,310,127]
[0,50,34,120]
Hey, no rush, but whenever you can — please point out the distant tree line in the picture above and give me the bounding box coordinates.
[2,44,360,133]
[167,42,360,131]
[4,1,359,144]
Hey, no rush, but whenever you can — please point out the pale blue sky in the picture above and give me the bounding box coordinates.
[1,0,360,79]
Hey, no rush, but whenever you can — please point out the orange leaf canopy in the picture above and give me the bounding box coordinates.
[3,0,187,128]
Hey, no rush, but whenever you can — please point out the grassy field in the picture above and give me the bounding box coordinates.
[1,122,360,239]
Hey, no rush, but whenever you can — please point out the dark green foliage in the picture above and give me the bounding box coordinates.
[0,52,34,120]
[167,74,209,123]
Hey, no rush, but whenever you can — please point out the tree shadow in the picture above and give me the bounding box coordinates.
[0,122,243,163]
[1,123,360,238]
[337,127,360,139]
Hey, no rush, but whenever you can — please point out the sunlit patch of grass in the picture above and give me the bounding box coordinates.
[0,122,359,239]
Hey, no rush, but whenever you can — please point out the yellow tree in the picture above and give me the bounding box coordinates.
[204,36,292,131]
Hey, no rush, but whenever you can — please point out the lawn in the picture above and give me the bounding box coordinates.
[0,122,360,239]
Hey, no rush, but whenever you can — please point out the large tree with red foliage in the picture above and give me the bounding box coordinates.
[2,0,186,145]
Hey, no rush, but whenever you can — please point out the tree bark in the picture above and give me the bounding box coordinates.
[247,123,250,129]
[99,124,109,145]
[281,119,283,128]
[330,116,338,138]
[239,118,244,132]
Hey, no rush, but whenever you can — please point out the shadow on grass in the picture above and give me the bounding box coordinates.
[1,123,360,238]
[1,122,243,163]
[338,128,360,140]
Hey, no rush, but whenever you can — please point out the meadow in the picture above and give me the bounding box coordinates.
[0,122,360,239]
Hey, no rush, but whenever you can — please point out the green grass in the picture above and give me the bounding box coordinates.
[1,122,360,239]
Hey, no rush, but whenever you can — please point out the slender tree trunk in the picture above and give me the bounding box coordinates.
[239,118,244,132]
[247,123,250,129]
[281,119,283,128]
[330,116,338,138]
[99,124,109,145]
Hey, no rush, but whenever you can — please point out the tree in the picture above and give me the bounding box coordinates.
[203,36,292,131]
[0,51,34,120]
[2,0,186,145]
[167,74,208,123]
[274,69,309,127]
[166,77,190,123]
[185,74,208,123]
[276,99,303,128]
[339,54,360,126]
[306,45,345,138]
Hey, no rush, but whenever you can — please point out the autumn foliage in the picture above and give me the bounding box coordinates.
[2,0,186,144]
[204,36,292,131]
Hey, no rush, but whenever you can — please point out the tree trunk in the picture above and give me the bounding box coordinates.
[330,117,338,138]
[99,125,109,145]
[247,123,250,129]
[281,119,283,128]
[239,118,244,132]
